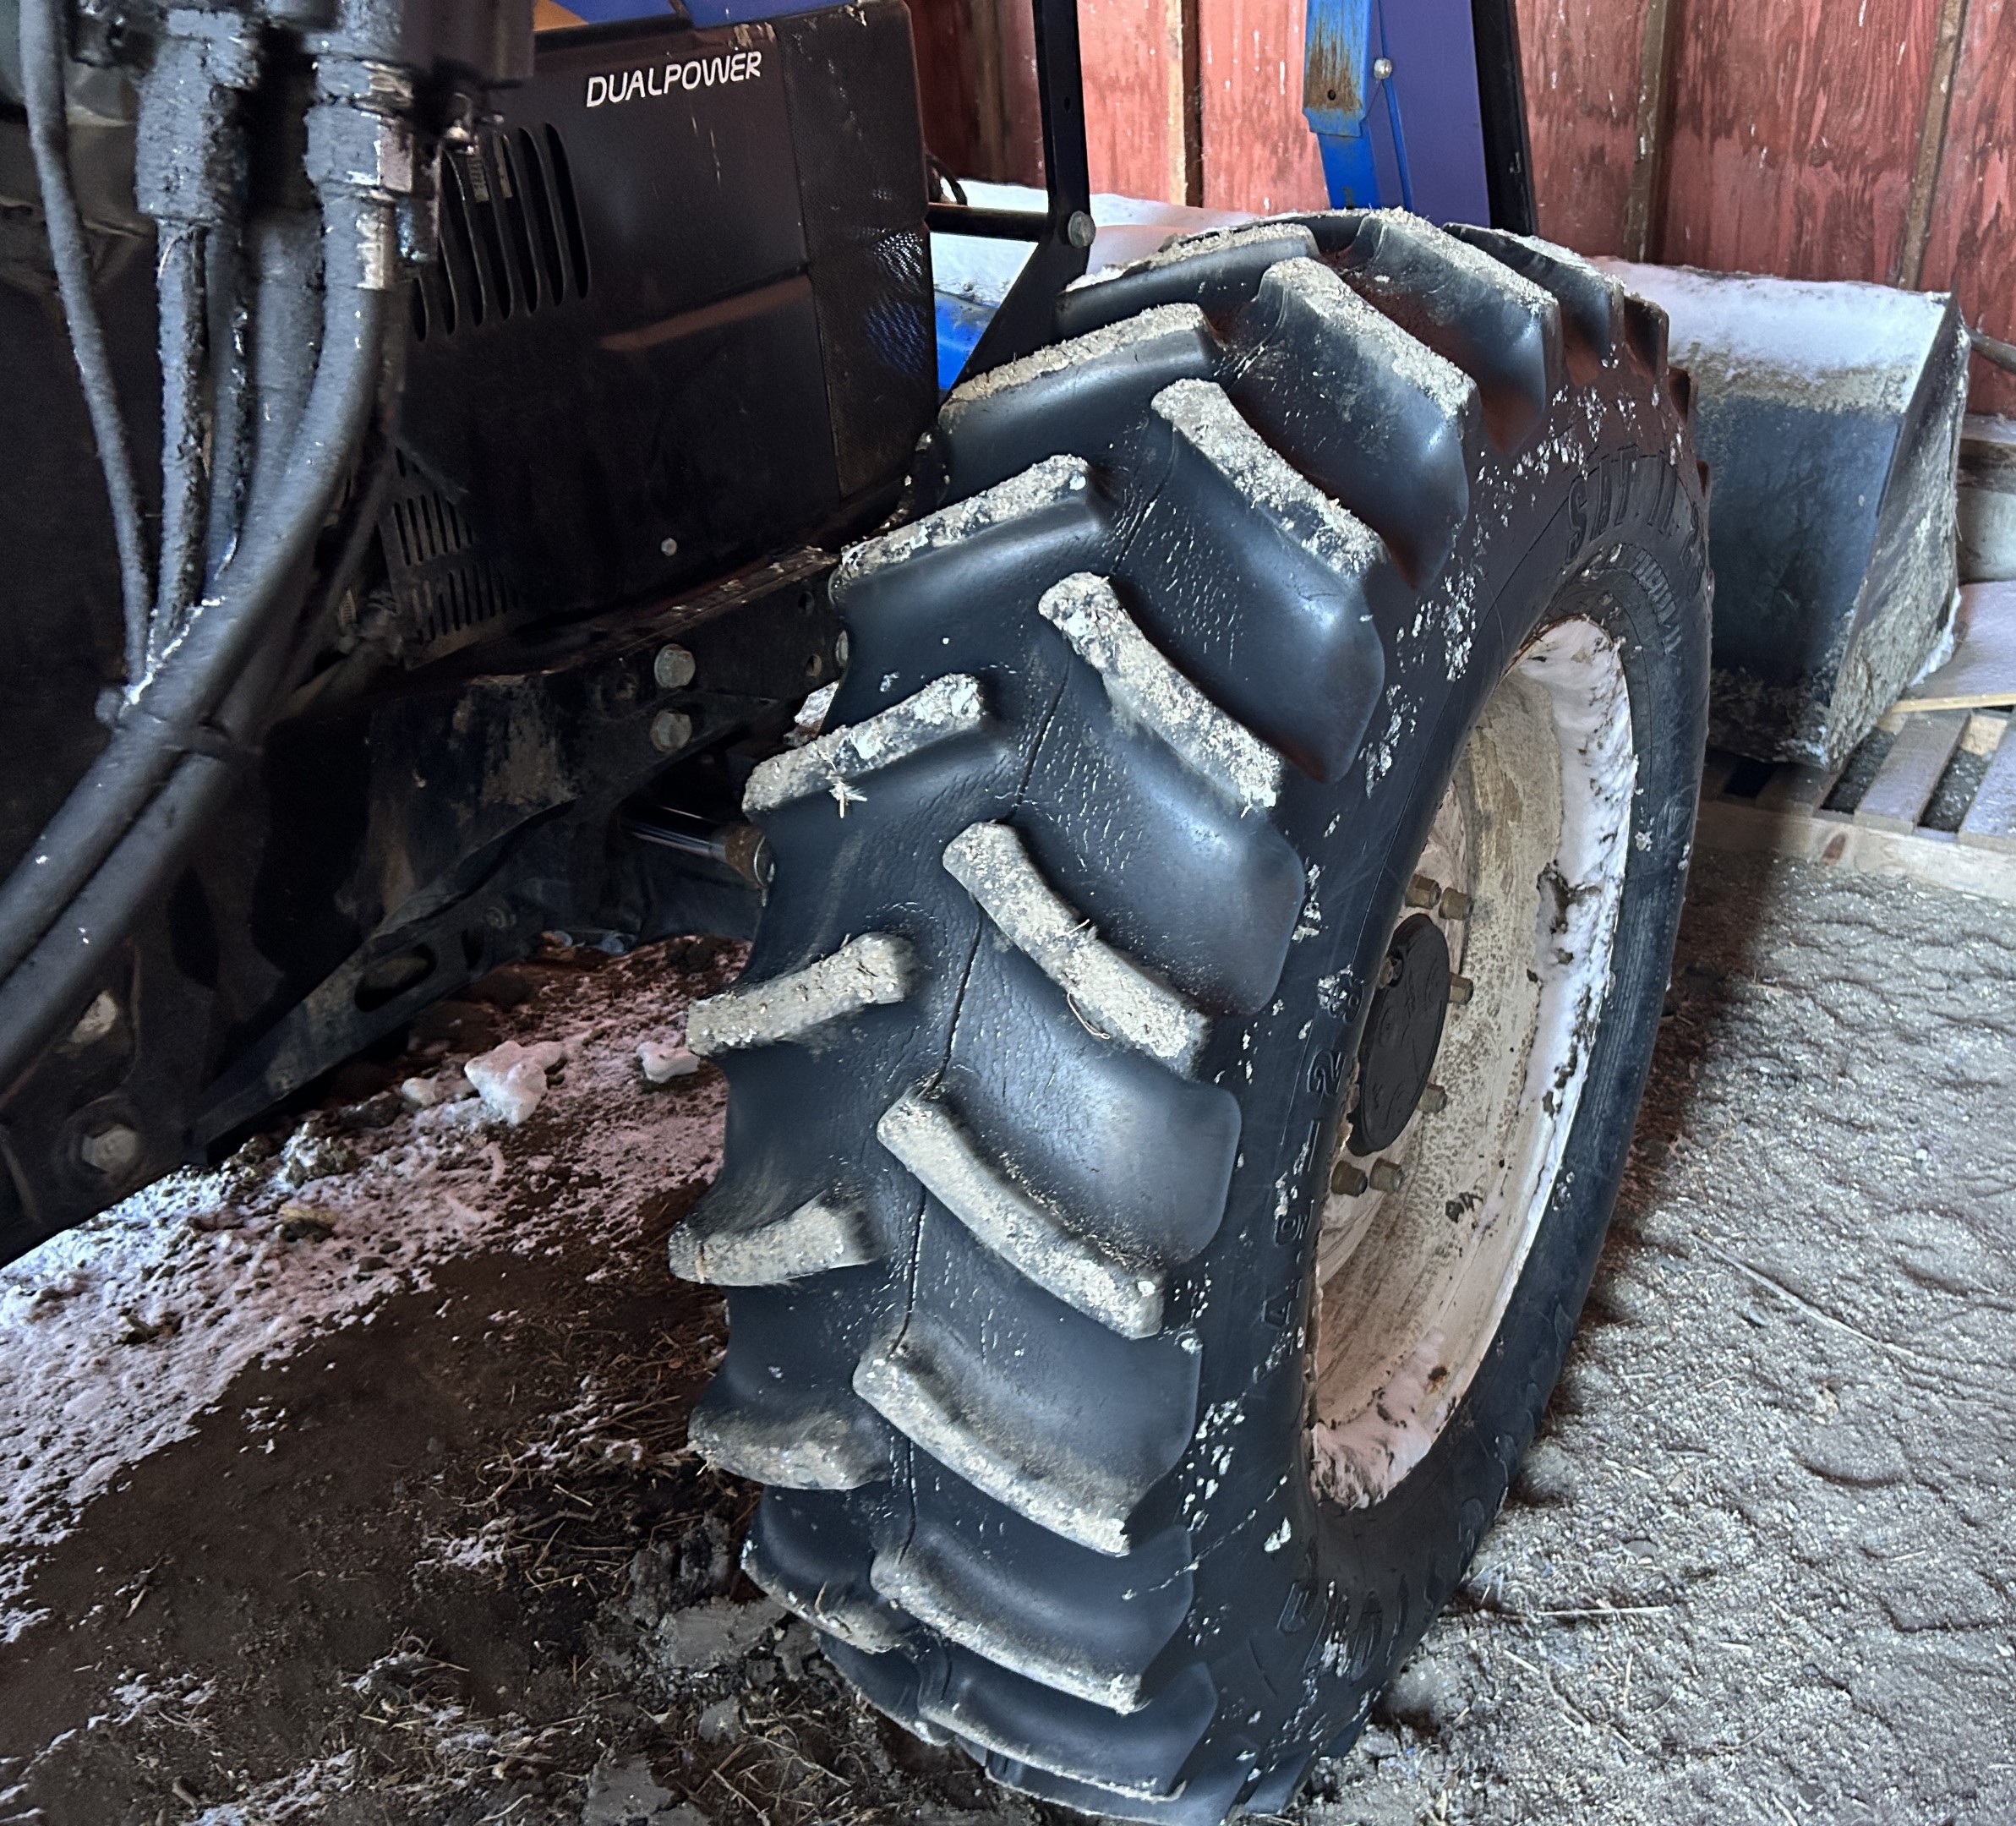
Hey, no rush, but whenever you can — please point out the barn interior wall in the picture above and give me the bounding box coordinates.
[915,0,2014,413]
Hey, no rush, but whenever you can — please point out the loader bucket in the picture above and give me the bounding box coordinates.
[1603,262,1969,768]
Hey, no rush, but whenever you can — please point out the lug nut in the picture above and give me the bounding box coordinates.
[1373,55,1394,79]
[1448,974,1474,1006]
[650,710,694,755]
[1330,1161,1369,1197]
[1369,1159,1405,1192]
[653,644,697,690]
[79,1123,142,1178]
[1406,873,1440,909]
[1439,888,1472,921]
[1419,1084,1448,1114]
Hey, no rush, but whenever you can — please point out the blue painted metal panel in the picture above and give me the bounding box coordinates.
[1302,0,1382,208]
[935,293,992,391]
[1303,0,1494,226]
[1380,2,1491,225]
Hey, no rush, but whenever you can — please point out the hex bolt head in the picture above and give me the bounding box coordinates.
[1067,210,1095,249]
[659,536,680,557]
[1330,1160,1369,1197]
[65,990,121,1048]
[649,709,694,755]
[833,629,850,669]
[1418,1084,1449,1115]
[1439,887,1473,921]
[1373,55,1394,79]
[653,644,697,691]
[1369,1159,1405,1193]
[1406,873,1440,909]
[1378,952,1403,988]
[79,1123,142,1178]
[1447,974,1474,1006]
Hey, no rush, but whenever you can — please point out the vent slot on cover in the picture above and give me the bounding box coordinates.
[412,123,591,342]
[378,449,523,660]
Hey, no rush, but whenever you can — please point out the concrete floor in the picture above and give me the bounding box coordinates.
[0,849,2011,1825]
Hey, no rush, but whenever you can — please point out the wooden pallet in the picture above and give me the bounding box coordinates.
[1694,708,2016,903]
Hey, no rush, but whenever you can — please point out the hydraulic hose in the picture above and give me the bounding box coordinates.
[18,0,153,681]
[152,225,212,665]
[203,221,253,585]
[1974,323,2016,376]
[0,193,395,1047]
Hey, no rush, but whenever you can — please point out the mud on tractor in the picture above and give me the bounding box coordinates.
[0,0,1712,1813]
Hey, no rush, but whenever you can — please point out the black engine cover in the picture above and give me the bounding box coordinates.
[388,2,935,659]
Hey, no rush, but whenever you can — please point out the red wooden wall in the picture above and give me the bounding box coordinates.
[1197,0,1325,213]
[915,0,2016,413]
[1513,0,1652,259]
[1514,0,2016,413]
[1920,0,2016,413]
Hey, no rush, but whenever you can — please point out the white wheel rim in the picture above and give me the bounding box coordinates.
[1310,616,1636,1509]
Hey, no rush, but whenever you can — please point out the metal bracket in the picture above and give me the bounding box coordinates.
[1302,0,1414,212]
[928,0,1093,382]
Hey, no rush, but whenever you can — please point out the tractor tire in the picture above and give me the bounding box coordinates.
[671,210,1710,1820]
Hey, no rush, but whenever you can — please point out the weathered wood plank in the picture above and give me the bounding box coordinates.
[1658,0,1939,281]
[1199,0,1327,213]
[1700,749,1740,799]
[1622,0,1677,260]
[1697,796,2016,905]
[908,0,988,178]
[1895,0,1970,289]
[1921,0,2016,417]
[1756,760,1844,816]
[1959,724,2016,854]
[1080,0,1186,204]
[1855,711,1968,833]
[1511,0,1650,258]
[1901,581,2016,712]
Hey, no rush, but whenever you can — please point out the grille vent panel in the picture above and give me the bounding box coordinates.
[412,123,591,342]
[379,450,523,661]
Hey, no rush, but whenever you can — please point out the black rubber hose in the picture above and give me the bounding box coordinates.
[0,756,235,1087]
[1973,324,2016,376]
[152,225,211,665]
[0,194,393,1002]
[19,0,153,680]
[203,220,252,584]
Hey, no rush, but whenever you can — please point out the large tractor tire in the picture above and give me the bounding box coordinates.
[671,211,1710,1819]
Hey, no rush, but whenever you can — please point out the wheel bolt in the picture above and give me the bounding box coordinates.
[650,710,694,754]
[1419,1084,1448,1114]
[1448,974,1474,1006]
[1407,873,1440,909]
[1378,954,1402,987]
[1369,1160,1405,1193]
[79,1123,142,1178]
[1330,1161,1369,1196]
[1439,888,1472,921]
[653,643,697,690]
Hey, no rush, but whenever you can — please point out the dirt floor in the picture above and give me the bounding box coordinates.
[1,849,2013,1826]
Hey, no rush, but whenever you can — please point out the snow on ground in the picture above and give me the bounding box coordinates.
[1,859,2013,1825]
[0,942,724,1643]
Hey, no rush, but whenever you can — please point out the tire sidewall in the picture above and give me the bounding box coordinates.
[1180,431,1709,1777]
